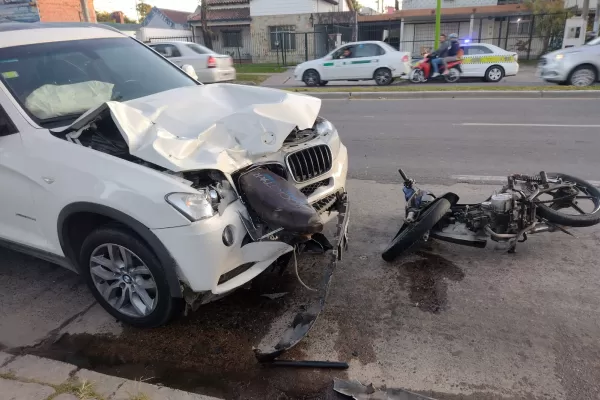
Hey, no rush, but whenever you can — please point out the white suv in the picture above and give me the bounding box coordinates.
[0,23,349,328]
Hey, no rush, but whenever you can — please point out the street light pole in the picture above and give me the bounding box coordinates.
[80,0,91,22]
[434,0,441,48]
[594,0,600,35]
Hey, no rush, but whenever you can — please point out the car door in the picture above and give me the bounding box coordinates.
[0,93,47,250]
[323,45,356,80]
[350,43,385,79]
[461,45,493,77]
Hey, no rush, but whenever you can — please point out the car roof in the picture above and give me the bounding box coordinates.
[0,22,126,49]
[342,40,387,46]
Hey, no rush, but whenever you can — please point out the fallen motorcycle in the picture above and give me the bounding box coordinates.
[382,169,600,261]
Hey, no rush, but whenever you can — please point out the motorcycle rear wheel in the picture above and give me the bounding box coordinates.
[410,69,425,83]
[444,68,460,83]
[536,173,600,228]
[382,198,451,262]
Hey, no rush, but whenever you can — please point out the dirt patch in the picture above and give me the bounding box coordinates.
[22,266,348,399]
[397,251,465,313]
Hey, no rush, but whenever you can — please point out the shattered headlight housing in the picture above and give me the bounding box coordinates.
[315,117,341,155]
[166,189,219,222]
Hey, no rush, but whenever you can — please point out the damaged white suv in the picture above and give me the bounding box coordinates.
[0,23,349,328]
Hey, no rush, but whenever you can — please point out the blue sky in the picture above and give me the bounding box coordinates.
[94,0,394,20]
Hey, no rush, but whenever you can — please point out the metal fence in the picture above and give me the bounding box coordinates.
[191,24,355,66]
[358,12,570,60]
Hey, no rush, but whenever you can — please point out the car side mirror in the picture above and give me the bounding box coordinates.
[181,64,198,80]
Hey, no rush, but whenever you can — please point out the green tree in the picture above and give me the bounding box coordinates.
[350,0,361,10]
[95,11,114,22]
[136,2,153,20]
[524,0,573,53]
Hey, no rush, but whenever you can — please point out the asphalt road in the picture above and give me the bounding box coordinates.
[1,98,600,400]
[320,98,600,184]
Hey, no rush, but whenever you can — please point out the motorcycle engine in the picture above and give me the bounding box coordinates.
[465,192,516,233]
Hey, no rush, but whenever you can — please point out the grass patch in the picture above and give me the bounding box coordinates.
[234,63,287,73]
[49,379,101,400]
[234,73,269,85]
[288,84,598,93]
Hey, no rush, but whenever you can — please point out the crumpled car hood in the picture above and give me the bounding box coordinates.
[59,84,322,173]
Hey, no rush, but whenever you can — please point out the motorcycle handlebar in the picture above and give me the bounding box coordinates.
[398,169,409,181]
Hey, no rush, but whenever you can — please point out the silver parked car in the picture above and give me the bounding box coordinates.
[149,41,236,84]
[537,36,600,86]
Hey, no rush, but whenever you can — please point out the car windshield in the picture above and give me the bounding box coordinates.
[0,37,198,127]
[586,37,600,45]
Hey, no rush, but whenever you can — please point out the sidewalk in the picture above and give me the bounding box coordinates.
[0,352,221,400]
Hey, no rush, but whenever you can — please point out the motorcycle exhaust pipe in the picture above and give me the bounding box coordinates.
[485,223,552,241]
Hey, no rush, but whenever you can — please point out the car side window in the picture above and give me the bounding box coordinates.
[333,46,354,59]
[0,104,18,137]
[150,44,181,58]
[354,44,385,58]
[466,45,493,55]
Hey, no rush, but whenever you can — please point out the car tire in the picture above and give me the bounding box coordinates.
[318,80,329,86]
[374,68,393,86]
[485,65,505,82]
[567,65,597,87]
[80,225,181,328]
[303,69,320,87]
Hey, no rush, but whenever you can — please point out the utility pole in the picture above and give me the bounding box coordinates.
[434,0,441,48]
[80,0,91,22]
[594,0,600,35]
[582,0,590,29]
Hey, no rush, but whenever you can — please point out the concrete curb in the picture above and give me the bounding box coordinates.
[297,90,600,100]
[0,352,221,400]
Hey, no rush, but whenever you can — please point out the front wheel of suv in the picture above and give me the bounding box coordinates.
[80,225,180,328]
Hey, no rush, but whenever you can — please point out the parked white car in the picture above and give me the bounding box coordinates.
[0,23,349,328]
[149,41,236,83]
[294,41,411,86]
[460,43,519,82]
[537,37,600,86]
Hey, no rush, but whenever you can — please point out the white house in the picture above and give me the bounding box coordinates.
[137,7,194,43]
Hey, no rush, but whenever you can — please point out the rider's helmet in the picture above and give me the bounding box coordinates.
[449,33,459,40]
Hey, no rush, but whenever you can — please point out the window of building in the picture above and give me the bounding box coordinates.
[508,16,531,35]
[269,26,296,51]
[222,31,242,48]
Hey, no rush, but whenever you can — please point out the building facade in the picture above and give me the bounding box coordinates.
[0,0,96,24]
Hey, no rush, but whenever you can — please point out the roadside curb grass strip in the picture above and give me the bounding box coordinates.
[287,85,599,93]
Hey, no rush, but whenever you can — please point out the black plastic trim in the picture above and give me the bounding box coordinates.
[0,237,74,270]
[57,202,182,297]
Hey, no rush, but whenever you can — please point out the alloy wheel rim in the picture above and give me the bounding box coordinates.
[305,72,318,85]
[489,68,502,81]
[89,244,158,318]
[571,69,595,86]
[376,71,391,84]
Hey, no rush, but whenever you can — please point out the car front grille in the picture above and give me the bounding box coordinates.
[286,145,332,183]
[300,178,330,197]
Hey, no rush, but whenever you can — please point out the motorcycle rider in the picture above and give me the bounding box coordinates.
[429,34,449,78]
[441,33,461,75]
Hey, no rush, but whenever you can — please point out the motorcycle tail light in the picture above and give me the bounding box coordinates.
[402,55,409,62]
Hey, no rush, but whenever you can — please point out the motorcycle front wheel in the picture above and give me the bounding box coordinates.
[382,198,451,262]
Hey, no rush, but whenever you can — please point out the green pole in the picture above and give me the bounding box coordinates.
[434,0,442,49]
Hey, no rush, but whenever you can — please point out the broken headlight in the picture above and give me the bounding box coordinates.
[166,189,219,222]
[315,117,341,155]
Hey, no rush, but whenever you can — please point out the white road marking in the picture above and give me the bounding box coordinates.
[451,175,600,187]
[458,123,600,128]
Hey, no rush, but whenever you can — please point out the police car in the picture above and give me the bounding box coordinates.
[294,41,412,86]
[459,42,519,82]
